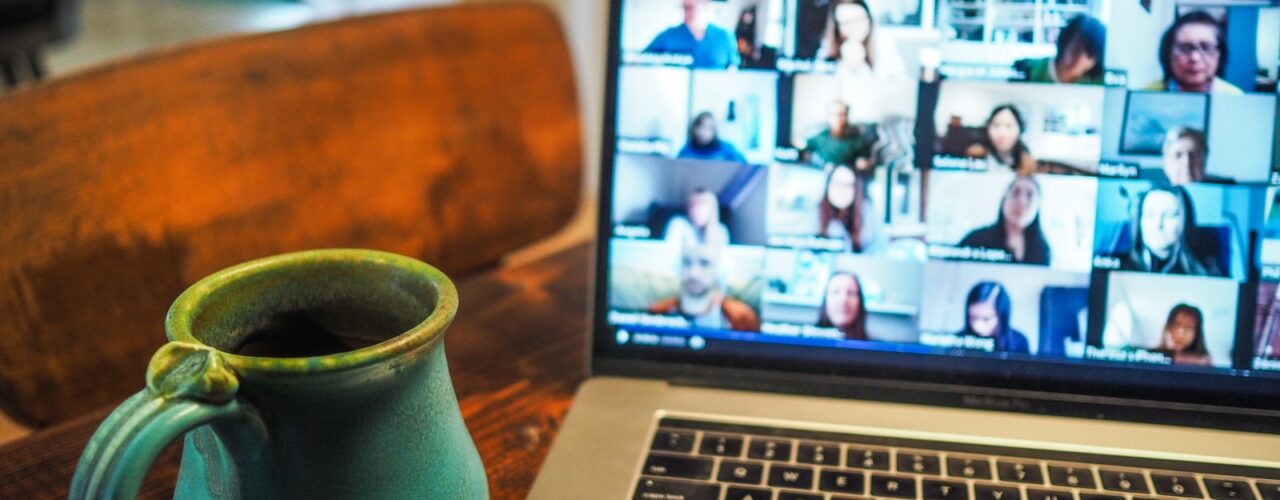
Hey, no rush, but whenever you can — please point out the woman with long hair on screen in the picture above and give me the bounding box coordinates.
[1155,303,1212,366]
[818,165,881,253]
[677,112,747,163]
[1013,15,1106,84]
[956,281,1030,354]
[958,176,1051,265]
[1144,11,1242,94]
[1120,186,1224,277]
[965,105,1037,174]
[817,272,869,341]
[817,0,905,78]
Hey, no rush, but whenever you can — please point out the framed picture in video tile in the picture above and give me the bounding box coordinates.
[1120,91,1208,156]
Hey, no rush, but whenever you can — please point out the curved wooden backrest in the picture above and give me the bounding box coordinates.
[0,3,581,427]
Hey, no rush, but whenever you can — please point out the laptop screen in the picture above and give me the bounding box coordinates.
[594,0,1280,411]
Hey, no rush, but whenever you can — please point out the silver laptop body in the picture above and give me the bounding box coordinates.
[532,0,1280,498]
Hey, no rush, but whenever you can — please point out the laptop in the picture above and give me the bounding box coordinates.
[530,0,1280,498]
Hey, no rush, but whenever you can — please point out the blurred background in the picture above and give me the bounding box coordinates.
[0,0,607,444]
[4,0,607,198]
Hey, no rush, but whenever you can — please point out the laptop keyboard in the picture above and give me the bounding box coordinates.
[633,418,1280,500]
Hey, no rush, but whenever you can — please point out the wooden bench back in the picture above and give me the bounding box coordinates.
[0,3,581,427]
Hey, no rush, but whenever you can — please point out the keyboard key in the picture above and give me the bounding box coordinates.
[642,454,714,480]
[1099,469,1149,494]
[797,441,841,466]
[779,492,823,500]
[1205,478,1258,500]
[848,447,891,470]
[1151,474,1203,498]
[1258,482,1280,500]
[1079,495,1125,500]
[1047,465,1096,489]
[725,486,771,500]
[634,477,720,500]
[948,457,993,479]
[1027,488,1075,500]
[747,438,793,462]
[975,483,1022,500]
[871,474,919,499]
[820,469,866,494]
[717,460,764,485]
[698,434,743,457]
[924,479,969,500]
[998,461,1045,484]
[768,464,816,489]
[899,451,943,475]
[651,429,696,453]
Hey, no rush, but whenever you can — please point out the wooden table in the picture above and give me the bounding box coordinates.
[0,242,592,499]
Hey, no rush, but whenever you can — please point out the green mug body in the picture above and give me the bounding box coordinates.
[70,249,488,499]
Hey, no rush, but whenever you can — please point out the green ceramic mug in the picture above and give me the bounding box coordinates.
[70,249,488,499]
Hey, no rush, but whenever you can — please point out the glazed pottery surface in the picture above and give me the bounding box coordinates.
[69,249,488,499]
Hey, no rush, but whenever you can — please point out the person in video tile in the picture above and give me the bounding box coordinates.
[1120,187,1224,277]
[817,0,905,78]
[648,242,760,331]
[644,0,740,69]
[664,188,732,247]
[1161,126,1210,185]
[816,272,869,341]
[735,6,755,60]
[964,105,1036,174]
[1144,11,1241,94]
[803,100,875,173]
[957,281,1030,354]
[819,165,881,252]
[1012,15,1106,85]
[958,176,1051,265]
[677,112,747,163]
[1155,303,1212,366]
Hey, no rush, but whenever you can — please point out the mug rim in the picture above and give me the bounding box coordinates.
[164,248,458,376]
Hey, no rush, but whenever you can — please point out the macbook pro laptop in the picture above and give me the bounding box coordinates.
[531,0,1280,498]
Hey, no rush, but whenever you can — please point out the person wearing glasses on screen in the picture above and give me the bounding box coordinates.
[644,0,740,69]
[817,272,869,341]
[648,241,760,331]
[1120,186,1224,277]
[964,105,1037,174]
[1143,11,1242,94]
[956,281,1030,354]
[816,0,906,78]
[1012,15,1106,85]
[958,176,1051,266]
[1154,303,1213,366]
[664,188,731,248]
[677,112,747,163]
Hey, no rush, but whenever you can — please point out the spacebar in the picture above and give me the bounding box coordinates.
[634,477,721,500]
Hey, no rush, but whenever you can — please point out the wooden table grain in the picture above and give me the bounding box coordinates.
[0,242,592,499]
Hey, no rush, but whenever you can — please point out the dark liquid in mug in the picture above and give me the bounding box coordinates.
[233,311,386,357]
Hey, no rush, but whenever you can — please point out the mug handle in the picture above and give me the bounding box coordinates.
[70,342,265,499]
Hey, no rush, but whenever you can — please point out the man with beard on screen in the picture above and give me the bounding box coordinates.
[648,241,760,331]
